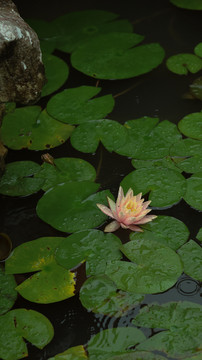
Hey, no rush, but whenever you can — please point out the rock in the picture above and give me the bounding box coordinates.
[0,0,45,104]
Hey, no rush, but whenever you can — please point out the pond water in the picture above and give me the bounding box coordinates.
[0,0,202,359]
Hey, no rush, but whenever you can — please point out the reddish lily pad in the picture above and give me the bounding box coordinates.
[5,237,76,303]
[35,157,96,191]
[105,238,182,294]
[0,161,44,196]
[0,106,74,150]
[0,268,17,315]
[0,309,54,360]
[79,275,144,316]
[47,86,115,124]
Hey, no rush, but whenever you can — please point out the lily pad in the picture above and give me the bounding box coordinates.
[52,10,133,53]
[47,86,115,124]
[0,161,44,196]
[48,345,88,360]
[178,240,202,281]
[35,157,96,191]
[194,42,202,57]
[130,215,189,251]
[197,228,202,241]
[190,76,202,100]
[0,308,54,360]
[108,352,166,360]
[166,54,202,75]
[105,238,182,294]
[87,327,146,360]
[70,119,127,153]
[132,157,182,172]
[170,0,202,10]
[0,106,74,150]
[178,112,202,140]
[170,138,202,173]
[116,118,181,159]
[55,230,122,276]
[79,275,144,316]
[183,172,202,210]
[5,237,76,303]
[133,301,202,329]
[0,268,17,315]
[41,53,69,97]
[27,19,57,53]
[120,167,186,208]
[36,181,113,233]
[71,33,165,79]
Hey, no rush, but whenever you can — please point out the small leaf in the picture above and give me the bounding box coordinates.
[36,181,113,233]
[36,157,96,191]
[80,275,143,316]
[194,42,202,57]
[178,240,202,281]
[0,309,54,360]
[166,53,202,75]
[196,228,202,241]
[87,327,146,360]
[130,215,189,251]
[70,119,127,153]
[121,168,186,208]
[55,230,122,276]
[0,161,44,196]
[0,106,74,150]
[41,53,69,97]
[183,172,202,210]
[178,112,202,140]
[48,345,88,360]
[0,268,17,315]
[170,0,202,10]
[47,86,115,124]
[105,238,182,294]
[71,33,164,79]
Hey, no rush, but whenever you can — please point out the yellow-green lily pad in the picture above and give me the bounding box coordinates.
[0,106,74,150]
[48,345,88,360]
[47,86,115,124]
[0,309,54,360]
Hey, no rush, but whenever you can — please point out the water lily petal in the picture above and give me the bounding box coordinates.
[96,203,114,219]
[104,220,120,232]
[134,215,157,225]
[107,197,117,216]
[116,186,124,209]
[135,192,143,202]
[127,224,144,232]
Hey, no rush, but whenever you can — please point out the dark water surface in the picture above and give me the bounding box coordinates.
[1,0,202,359]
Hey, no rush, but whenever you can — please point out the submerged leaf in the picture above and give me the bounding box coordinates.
[47,86,115,124]
[71,33,164,79]
[190,76,202,100]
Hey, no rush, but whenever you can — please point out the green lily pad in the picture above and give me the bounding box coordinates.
[0,308,54,360]
[178,240,202,281]
[196,228,202,241]
[27,19,57,54]
[190,76,202,100]
[120,167,186,208]
[87,327,146,360]
[0,161,44,196]
[182,354,202,360]
[170,0,202,10]
[194,42,202,57]
[170,138,202,173]
[55,230,122,276]
[41,53,69,97]
[47,86,115,124]
[105,238,182,294]
[70,119,127,153]
[35,157,96,191]
[108,352,166,360]
[79,275,144,316]
[116,118,181,159]
[48,345,88,360]
[36,181,113,233]
[0,106,74,150]
[166,53,202,75]
[183,172,202,210]
[71,33,164,79]
[52,10,133,53]
[5,237,76,303]
[133,301,202,329]
[0,309,54,360]
[0,268,17,315]
[137,327,202,359]
[132,157,182,172]
[178,112,202,140]
[130,215,189,251]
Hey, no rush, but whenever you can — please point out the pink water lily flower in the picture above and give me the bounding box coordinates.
[97,186,157,233]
